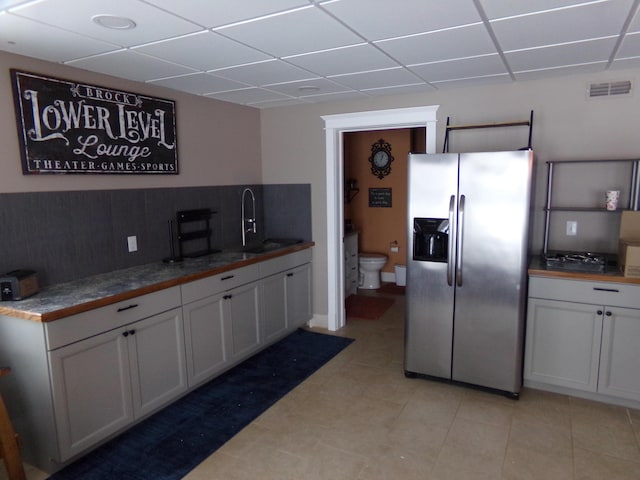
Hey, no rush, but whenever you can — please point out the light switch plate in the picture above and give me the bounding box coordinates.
[127,236,138,252]
[566,221,577,236]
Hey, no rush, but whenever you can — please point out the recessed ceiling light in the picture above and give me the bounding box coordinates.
[92,14,137,30]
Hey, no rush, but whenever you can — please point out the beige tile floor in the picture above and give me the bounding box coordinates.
[4,287,640,479]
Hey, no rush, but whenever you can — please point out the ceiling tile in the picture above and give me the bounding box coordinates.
[479,0,597,20]
[10,0,202,47]
[285,44,399,77]
[215,6,362,57]
[514,62,606,81]
[323,0,481,41]
[212,60,317,86]
[66,50,197,82]
[490,0,634,51]
[133,31,271,71]
[148,72,250,95]
[144,0,311,28]
[330,67,424,90]
[293,90,370,103]
[205,87,291,104]
[610,56,640,70]
[0,12,118,62]
[376,23,497,65]
[410,54,507,83]
[507,37,617,72]
[361,83,436,96]
[264,78,350,97]
[616,31,640,58]
[431,74,512,89]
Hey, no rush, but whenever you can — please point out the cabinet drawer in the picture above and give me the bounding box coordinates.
[529,276,638,308]
[259,249,312,278]
[181,264,260,304]
[45,286,181,350]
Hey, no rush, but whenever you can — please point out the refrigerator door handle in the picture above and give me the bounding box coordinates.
[447,195,455,286]
[456,194,465,287]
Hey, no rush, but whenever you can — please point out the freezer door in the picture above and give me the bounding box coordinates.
[405,153,458,378]
[452,150,533,393]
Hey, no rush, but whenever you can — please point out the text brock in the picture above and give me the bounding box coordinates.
[23,89,174,162]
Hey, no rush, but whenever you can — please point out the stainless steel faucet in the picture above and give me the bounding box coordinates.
[241,187,256,247]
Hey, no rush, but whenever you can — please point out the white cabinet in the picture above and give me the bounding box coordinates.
[598,306,640,401]
[181,264,261,388]
[286,263,312,328]
[525,276,640,405]
[525,298,602,392]
[47,288,186,461]
[259,249,313,344]
[0,248,313,474]
[344,233,358,297]
[182,249,312,389]
[182,292,227,387]
[226,281,261,362]
[261,273,287,344]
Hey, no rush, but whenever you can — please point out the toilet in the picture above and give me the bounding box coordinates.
[358,253,388,289]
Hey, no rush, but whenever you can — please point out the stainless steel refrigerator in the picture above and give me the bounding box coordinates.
[404,150,534,397]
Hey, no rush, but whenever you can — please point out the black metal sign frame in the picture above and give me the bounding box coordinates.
[11,69,178,175]
[369,188,392,207]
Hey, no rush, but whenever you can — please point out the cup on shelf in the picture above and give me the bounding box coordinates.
[605,190,620,210]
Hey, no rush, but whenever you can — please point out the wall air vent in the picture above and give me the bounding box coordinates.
[589,80,632,97]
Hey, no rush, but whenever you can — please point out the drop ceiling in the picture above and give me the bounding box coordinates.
[1,0,639,108]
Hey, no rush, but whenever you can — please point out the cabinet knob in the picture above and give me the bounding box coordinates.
[122,331,129,337]
[605,311,612,316]
[597,310,603,315]
[287,273,294,277]
[129,329,136,335]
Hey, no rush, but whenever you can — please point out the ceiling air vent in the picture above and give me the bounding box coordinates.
[589,80,632,97]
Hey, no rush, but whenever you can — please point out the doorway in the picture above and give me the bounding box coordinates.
[322,106,439,331]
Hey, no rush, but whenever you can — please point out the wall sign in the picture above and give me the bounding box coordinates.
[369,188,392,207]
[11,69,178,175]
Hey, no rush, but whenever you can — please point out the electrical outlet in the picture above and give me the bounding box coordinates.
[127,236,138,252]
[566,221,577,236]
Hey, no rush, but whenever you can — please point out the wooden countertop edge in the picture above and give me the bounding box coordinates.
[0,242,315,323]
[528,267,640,284]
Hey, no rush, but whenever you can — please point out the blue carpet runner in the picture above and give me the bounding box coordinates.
[48,329,354,480]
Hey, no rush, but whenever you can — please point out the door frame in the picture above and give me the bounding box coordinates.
[322,105,439,331]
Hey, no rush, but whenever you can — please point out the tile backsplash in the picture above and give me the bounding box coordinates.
[0,184,311,286]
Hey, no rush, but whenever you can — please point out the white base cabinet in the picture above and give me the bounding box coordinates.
[598,306,640,401]
[525,276,640,406]
[0,248,313,474]
[49,306,187,461]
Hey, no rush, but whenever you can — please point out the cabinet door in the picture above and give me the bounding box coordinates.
[261,273,287,344]
[128,307,188,418]
[183,293,228,387]
[49,329,133,461]
[598,306,640,401]
[286,263,312,328]
[524,298,602,392]
[227,282,261,361]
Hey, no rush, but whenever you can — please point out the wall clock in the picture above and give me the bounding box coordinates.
[369,139,393,179]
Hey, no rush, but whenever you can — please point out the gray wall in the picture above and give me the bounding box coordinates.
[0,184,311,286]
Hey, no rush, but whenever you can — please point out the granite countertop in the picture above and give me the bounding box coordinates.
[0,242,314,323]
[528,255,640,285]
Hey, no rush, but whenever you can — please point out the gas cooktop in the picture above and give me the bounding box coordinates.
[544,252,609,273]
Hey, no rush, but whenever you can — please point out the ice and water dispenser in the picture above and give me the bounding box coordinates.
[413,218,449,262]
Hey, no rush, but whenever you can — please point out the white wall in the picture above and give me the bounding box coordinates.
[260,68,640,318]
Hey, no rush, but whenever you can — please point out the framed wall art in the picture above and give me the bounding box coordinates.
[11,69,178,175]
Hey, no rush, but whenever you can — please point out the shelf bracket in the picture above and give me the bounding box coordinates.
[443,110,533,153]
